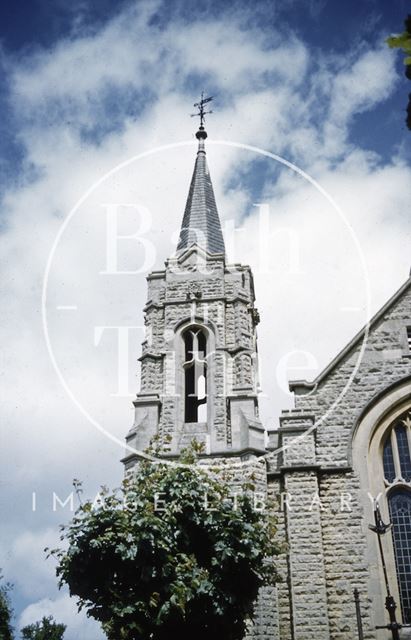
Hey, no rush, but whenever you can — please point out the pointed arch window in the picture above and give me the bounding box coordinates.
[182,327,207,423]
[382,411,411,623]
[388,489,411,624]
[383,417,411,485]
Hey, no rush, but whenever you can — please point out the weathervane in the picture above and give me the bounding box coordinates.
[191,92,213,131]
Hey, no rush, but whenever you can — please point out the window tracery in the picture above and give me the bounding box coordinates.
[382,410,411,623]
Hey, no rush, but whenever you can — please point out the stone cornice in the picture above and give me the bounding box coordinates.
[138,352,164,362]
[267,463,352,478]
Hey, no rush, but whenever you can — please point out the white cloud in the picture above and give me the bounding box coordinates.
[18,594,106,640]
[10,2,162,110]
[0,2,408,636]
[173,23,309,89]
[329,47,396,126]
[3,529,60,599]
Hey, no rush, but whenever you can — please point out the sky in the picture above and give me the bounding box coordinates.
[1,0,411,637]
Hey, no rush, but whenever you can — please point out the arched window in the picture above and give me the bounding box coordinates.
[182,327,207,423]
[382,412,411,623]
[387,489,411,624]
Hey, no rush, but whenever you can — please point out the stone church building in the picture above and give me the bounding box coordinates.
[123,122,411,639]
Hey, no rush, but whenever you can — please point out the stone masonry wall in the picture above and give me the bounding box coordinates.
[294,284,411,467]
[130,250,262,456]
[284,470,330,640]
[318,471,374,640]
[267,280,411,640]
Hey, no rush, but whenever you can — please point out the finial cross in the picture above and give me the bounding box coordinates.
[191,91,213,128]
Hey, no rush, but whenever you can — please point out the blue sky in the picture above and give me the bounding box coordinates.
[1,1,411,638]
[0,0,410,186]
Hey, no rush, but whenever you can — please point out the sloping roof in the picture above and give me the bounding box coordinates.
[177,136,225,255]
[290,275,411,394]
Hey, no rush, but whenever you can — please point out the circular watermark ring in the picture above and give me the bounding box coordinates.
[42,138,371,470]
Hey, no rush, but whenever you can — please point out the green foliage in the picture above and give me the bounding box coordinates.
[386,14,411,129]
[0,573,13,640]
[51,445,280,640]
[386,32,411,65]
[21,616,66,640]
[0,574,65,640]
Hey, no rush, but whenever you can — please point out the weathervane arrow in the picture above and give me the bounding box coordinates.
[191,91,214,129]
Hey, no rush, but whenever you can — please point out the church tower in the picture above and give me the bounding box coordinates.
[121,101,411,639]
[123,116,266,469]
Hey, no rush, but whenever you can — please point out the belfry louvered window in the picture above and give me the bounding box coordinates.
[183,328,207,423]
[382,411,411,624]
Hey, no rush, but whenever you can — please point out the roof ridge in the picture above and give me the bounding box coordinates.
[289,275,411,394]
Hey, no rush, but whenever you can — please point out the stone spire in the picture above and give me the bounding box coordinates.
[176,126,226,256]
[123,112,265,467]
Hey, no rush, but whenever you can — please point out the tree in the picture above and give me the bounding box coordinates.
[50,445,280,640]
[0,572,13,640]
[387,15,411,129]
[21,616,66,640]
